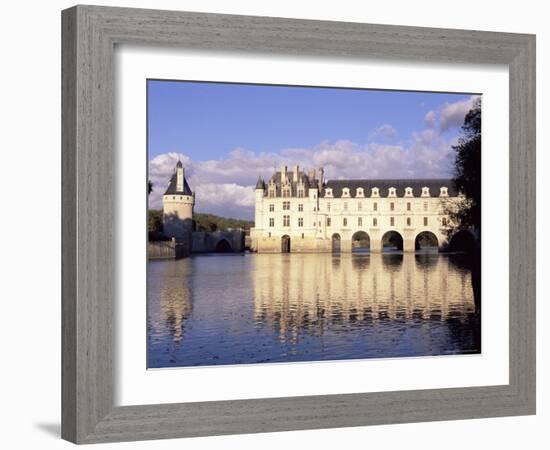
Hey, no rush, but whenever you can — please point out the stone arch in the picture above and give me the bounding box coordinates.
[351,231,370,253]
[281,235,291,253]
[415,231,439,252]
[381,230,404,252]
[214,238,233,253]
[331,233,341,253]
[448,229,477,253]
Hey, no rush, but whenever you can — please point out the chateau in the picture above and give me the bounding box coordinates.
[249,165,461,253]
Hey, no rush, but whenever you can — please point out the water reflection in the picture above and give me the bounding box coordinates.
[148,253,480,368]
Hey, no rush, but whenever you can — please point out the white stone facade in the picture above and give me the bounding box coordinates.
[250,165,461,253]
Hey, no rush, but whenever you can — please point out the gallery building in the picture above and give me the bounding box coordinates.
[249,165,462,253]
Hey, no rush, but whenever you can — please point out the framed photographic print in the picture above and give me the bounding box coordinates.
[62,5,536,444]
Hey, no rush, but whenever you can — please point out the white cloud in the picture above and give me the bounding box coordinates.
[424,110,436,128]
[439,95,480,131]
[368,123,397,140]
[194,183,256,219]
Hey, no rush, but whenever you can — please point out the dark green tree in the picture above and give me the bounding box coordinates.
[148,180,153,195]
[449,98,481,235]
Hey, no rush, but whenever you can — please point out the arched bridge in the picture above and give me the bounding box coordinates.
[191,229,245,253]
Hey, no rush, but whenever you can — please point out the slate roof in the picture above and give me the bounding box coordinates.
[164,173,193,196]
[323,178,457,198]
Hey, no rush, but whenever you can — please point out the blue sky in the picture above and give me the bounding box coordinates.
[148,80,479,219]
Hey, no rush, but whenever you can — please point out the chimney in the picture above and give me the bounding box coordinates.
[293,165,299,182]
[318,167,324,190]
[280,164,287,183]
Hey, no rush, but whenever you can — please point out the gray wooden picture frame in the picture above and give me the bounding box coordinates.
[61,4,536,444]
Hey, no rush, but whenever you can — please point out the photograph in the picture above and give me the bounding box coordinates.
[146,80,482,368]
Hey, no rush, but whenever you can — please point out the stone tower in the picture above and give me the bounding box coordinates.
[162,160,195,240]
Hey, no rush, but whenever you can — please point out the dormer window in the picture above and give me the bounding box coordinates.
[440,187,449,197]
[405,187,413,197]
[371,187,380,197]
[388,187,397,197]
[342,187,350,198]
[356,187,364,197]
[282,187,291,198]
[297,189,304,198]
[421,187,430,197]
[325,188,333,198]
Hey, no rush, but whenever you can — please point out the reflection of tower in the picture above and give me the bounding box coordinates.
[162,161,195,240]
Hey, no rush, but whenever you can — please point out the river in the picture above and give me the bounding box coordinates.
[147,252,480,368]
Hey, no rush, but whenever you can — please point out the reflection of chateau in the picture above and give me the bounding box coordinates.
[250,165,462,253]
[158,161,244,255]
[253,253,476,343]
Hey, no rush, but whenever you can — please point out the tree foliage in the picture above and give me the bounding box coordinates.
[449,98,481,235]
[147,209,254,238]
[193,213,254,233]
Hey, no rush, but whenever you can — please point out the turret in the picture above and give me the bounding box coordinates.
[255,175,265,191]
[162,161,195,239]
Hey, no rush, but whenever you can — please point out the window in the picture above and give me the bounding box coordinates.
[407,202,411,211]
[172,196,175,200]
[390,217,395,226]
[356,187,364,197]
[358,202,362,211]
[298,217,304,227]
[268,232,271,237]
[269,204,274,212]
[327,217,331,226]
[282,188,291,198]
[325,188,333,197]
[298,189,304,198]
[424,217,428,226]
[405,187,413,197]
[440,187,448,197]
[343,217,348,227]
[302,233,304,239]
[389,187,396,197]
[358,217,363,227]
[373,202,378,211]
[283,201,290,210]
[283,215,290,227]
[298,204,303,212]
[372,187,380,197]
[342,188,350,197]
[442,217,448,226]
[373,218,378,226]
[390,202,395,211]
[407,217,411,226]
[422,187,430,197]
[424,202,428,211]
[269,189,275,198]
[344,202,348,211]
[269,218,274,227]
